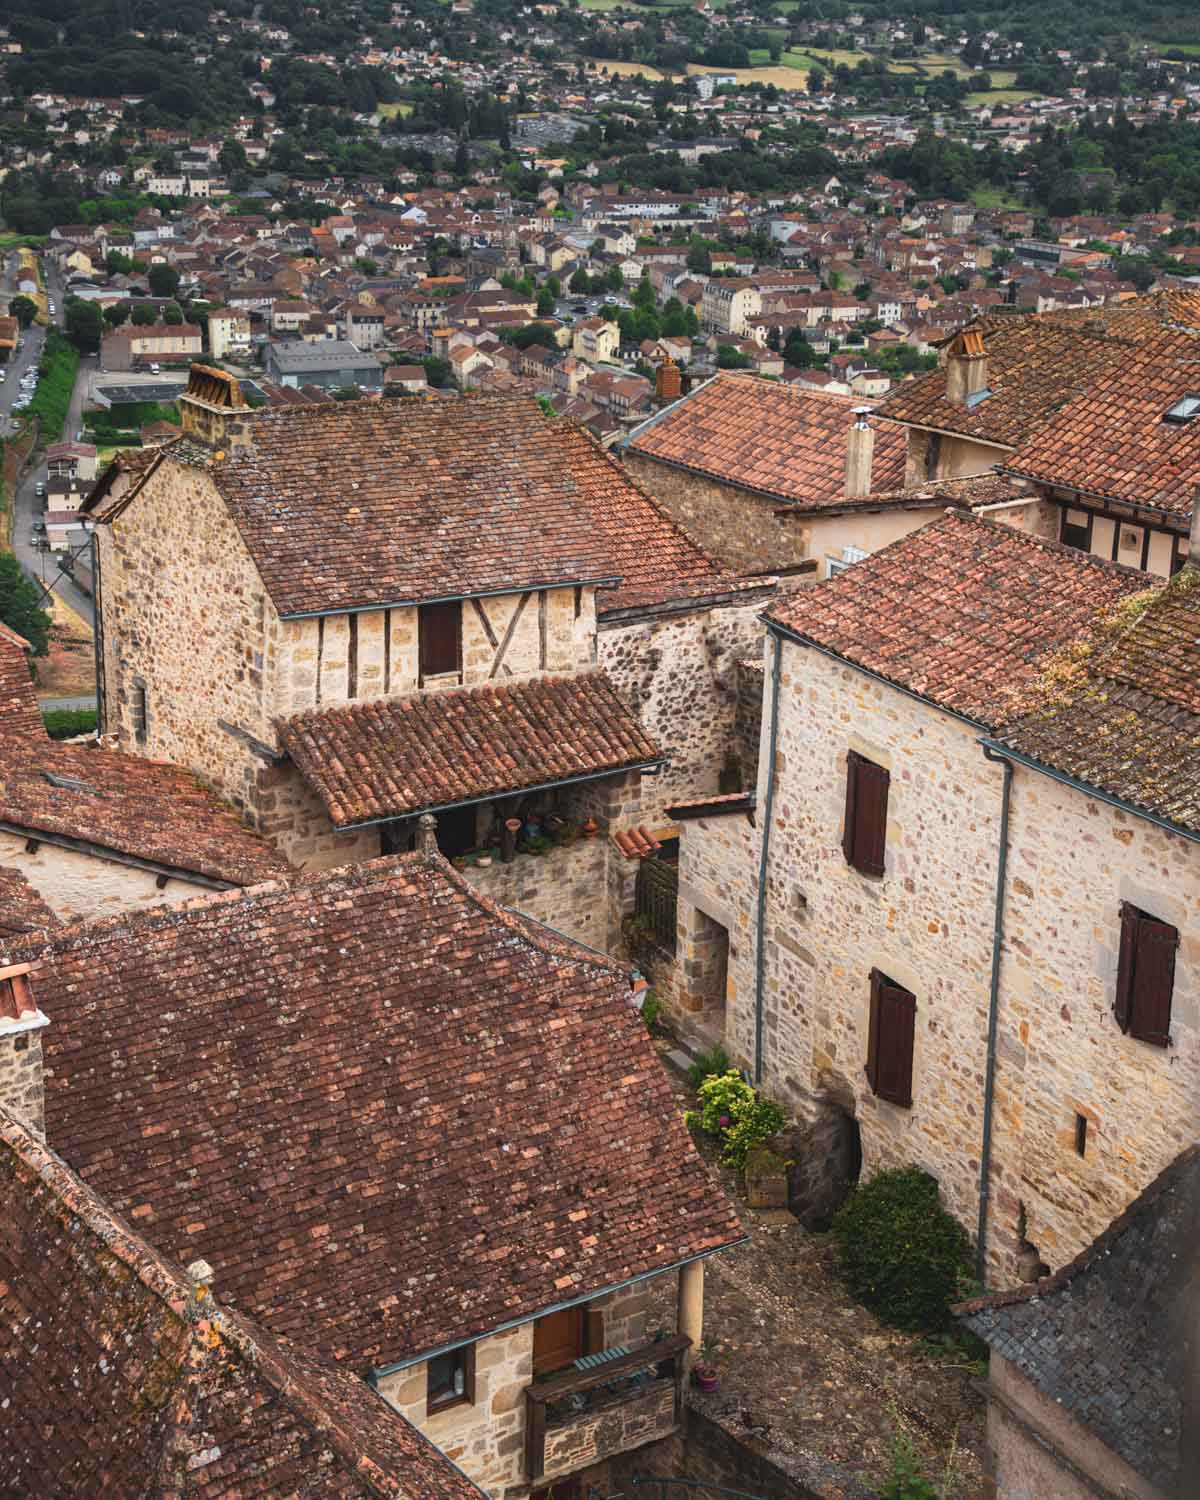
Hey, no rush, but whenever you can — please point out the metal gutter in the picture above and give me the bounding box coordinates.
[752,634,783,1086]
[999,470,1185,527]
[279,576,621,621]
[367,1238,749,1381]
[333,757,669,833]
[976,744,1012,1283]
[977,737,1200,846]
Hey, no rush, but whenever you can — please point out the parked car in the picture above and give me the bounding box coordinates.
[35,482,45,497]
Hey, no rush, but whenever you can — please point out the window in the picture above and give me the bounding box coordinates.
[1060,507,1092,554]
[1114,904,1177,1047]
[1074,1114,1088,1158]
[842,751,889,877]
[865,970,915,1108]
[1162,394,1200,424]
[426,1343,475,1414]
[827,545,868,579]
[131,679,148,744]
[418,601,462,681]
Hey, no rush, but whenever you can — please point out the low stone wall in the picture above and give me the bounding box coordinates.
[541,1380,677,1483]
[466,835,610,953]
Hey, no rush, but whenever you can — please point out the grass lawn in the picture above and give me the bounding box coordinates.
[966,88,1037,107]
[970,184,1024,209]
[748,48,772,64]
[377,101,414,117]
[782,49,822,70]
[919,51,974,77]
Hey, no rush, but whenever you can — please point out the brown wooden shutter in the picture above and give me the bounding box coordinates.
[419,601,461,679]
[866,969,915,1108]
[1130,913,1177,1048]
[844,753,889,876]
[1113,905,1138,1033]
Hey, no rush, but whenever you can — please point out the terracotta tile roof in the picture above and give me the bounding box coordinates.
[206,394,734,617]
[0,624,43,739]
[0,1105,483,1499]
[279,671,661,828]
[623,373,907,507]
[994,569,1200,834]
[865,471,1035,511]
[957,1145,1200,1491]
[875,305,1196,449]
[23,855,741,1369]
[764,511,1147,726]
[0,865,58,936]
[1005,346,1200,517]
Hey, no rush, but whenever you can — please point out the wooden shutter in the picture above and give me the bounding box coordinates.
[1126,908,1177,1048]
[866,969,915,1108]
[418,601,461,679]
[1113,905,1138,1033]
[844,752,889,877]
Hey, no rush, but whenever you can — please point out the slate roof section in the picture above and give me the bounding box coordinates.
[278,671,662,828]
[0,623,43,739]
[623,373,907,507]
[0,865,58,936]
[994,569,1200,836]
[1005,346,1200,518]
[23,854,742,1369]
[764,510,1147,727]
[0,1104,483,1499]
[875,306,1194,449]
[207,394,736,617]
[957,1145,1200,1491]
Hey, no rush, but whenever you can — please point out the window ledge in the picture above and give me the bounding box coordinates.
[426,1392,472,1418]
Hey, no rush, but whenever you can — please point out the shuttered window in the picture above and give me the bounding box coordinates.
[1114,905,1177,1048]
[843,751,889,877]
[865,969,915,1108]
[418,601,462,680]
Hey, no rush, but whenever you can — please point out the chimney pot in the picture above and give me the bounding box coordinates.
[945,328,988,406]
[417,813,438,855]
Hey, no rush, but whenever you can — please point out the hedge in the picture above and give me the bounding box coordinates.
[43,707,98,740]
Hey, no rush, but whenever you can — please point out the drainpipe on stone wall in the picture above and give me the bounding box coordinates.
[976,743,1013,1285]
[752,631,784,1087]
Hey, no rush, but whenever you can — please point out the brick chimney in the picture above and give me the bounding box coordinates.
[945,328,988,406]
[656,356,682,405]
[178,363,257,451]
[0,964,48,1137]
[844,407,875,500]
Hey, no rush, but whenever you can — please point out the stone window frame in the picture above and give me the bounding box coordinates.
[426,1341,476,1416]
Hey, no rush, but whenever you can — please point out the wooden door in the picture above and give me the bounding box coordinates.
[532,1305,584,1376]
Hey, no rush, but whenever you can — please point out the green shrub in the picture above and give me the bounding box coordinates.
[641,990,665,1032]
[879,1423,937,1500]
[832,1167,971,1332]
[690,1070,785,1170]
[43,708,97,740]
[687,1043,731,1091]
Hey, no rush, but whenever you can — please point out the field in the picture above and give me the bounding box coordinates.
[969,185,1024,209]
[586,57,671,79]
[685,61,809,89]
[966,88,1037,107]
[377,101,413,117]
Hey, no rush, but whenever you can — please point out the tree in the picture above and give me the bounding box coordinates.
[65,297,104,352]
[131,304,157,326]
[147,263,181,299]
[716,344,750,369]
[218,139,248,176]
[0,553,51,658]
[162,302,184,325]
[569,267,591,293]
[104,303,129,327]
[9,296,37,329]
[421,355,453,388]
[536,287,556,317]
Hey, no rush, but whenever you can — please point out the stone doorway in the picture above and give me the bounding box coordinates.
[789,1084,862,1229]
[682,906,729,1039]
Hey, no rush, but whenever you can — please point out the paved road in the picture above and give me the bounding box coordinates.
[3,255,97,627]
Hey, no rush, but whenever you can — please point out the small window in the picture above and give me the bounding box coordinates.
[1074,1114,1088,1157]
[1162,394,1200,424]
[418,601,462,681]
[843,750,889,877]
[1114,904,1177,1047]
[1060,507,1092,553]
[827,544,868,579]
[131,680,148,744]
[426,1343,475,1414]
[866,969,915,1108]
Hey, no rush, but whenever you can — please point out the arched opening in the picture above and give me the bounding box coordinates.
[789,1078,863,1229]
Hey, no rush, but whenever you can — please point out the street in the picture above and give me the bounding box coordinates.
[2,253,97,628]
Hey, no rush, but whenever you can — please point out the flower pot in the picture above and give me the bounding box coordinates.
[582,817,599,839]
[476,855,492,868]
[501,818,521,863]
[693,1367,719,1393]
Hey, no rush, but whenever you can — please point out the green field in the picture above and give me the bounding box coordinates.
[966,88,1037,107]
[748,48,771,65]
[970,184,1024,209]
[378,101,414,117]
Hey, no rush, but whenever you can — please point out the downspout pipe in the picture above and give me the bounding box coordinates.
[976,743,1013,1284]
[753,630,784,1086]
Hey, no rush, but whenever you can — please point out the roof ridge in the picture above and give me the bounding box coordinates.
[943,506,1155,582]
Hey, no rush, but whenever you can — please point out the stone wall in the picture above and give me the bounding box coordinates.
[0,829,214,925]
[599,597,770,824]
[541,1380,676,1484]
[732,657,764,791]
[0,1013,46,1137]
[903,428,1009,487]
[251,762,381,870]
[622,451,810,574]
[465,834,611,954]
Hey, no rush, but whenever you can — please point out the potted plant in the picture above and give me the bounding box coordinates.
[693,1334,720,1393]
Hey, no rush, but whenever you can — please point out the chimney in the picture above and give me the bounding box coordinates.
[945,328,988,406]
[844,407,875,500]
[0,964,48,1137]
[656,356,681,405]
[178,363,256,451]
[1190,487,1200,571]
[416,812,439,856]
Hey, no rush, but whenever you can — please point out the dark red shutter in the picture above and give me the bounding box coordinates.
[1114,905,1137,1033]
[419,602,461,679]
[854,760,889,876]
[842,752,860,865]
[866,971,915,1108]
[1130,914,1177,1048]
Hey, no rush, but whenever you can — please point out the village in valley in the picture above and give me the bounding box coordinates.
[0,0,1198,1497]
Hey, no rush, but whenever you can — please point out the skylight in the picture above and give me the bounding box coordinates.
[42,771,97,795]
[964,387,992,409]
[1162,395,1200,424]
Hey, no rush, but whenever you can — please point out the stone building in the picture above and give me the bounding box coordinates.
[0,623,288,923]
[621,372,1048,580]
[958,1147,1200,1500]
[651,512,1200,1285]
[875,293,1200,577]
[84,367,773,945]
[1,852,742,1500]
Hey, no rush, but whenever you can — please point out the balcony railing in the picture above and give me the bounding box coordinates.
[525,1333,691,1484]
